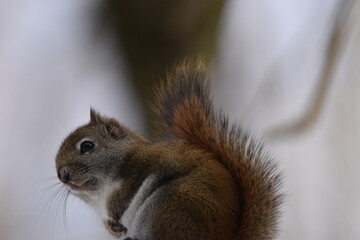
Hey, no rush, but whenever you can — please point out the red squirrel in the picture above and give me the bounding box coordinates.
[55,62,282,239]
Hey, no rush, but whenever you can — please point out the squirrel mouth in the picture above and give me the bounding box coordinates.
[67,178,97,191]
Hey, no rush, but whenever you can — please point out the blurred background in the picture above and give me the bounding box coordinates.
[0,0,359,239]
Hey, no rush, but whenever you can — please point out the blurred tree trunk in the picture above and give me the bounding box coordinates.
[99,0,225,136]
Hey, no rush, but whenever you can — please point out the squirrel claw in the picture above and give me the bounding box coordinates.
[105,219,127,237]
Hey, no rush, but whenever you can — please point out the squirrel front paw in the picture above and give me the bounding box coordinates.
[104,219,127,238]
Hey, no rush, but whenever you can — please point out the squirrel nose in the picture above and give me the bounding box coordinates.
[58,167,71,183]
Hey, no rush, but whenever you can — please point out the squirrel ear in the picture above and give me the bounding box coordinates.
[90,108,125,139]
[90,108,102,124]
[104,119,126,139]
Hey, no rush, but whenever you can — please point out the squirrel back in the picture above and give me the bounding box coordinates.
[155,61,282,240]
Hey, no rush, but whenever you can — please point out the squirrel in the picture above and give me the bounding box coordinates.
[55,61,282,240]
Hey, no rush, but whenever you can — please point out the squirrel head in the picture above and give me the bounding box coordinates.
[55,109,146,202]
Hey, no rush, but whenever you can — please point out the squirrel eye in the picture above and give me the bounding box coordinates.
[80,140,95,154]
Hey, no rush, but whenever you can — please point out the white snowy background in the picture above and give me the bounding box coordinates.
[0,1,359,239]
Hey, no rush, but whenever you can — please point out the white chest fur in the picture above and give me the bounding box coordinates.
[89,181,122,220]
[77,176,158,239]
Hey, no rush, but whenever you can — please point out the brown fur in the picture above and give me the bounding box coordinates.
[155,61,283,239]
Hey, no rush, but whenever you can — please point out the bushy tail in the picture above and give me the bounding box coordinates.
[154,61,283,240]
